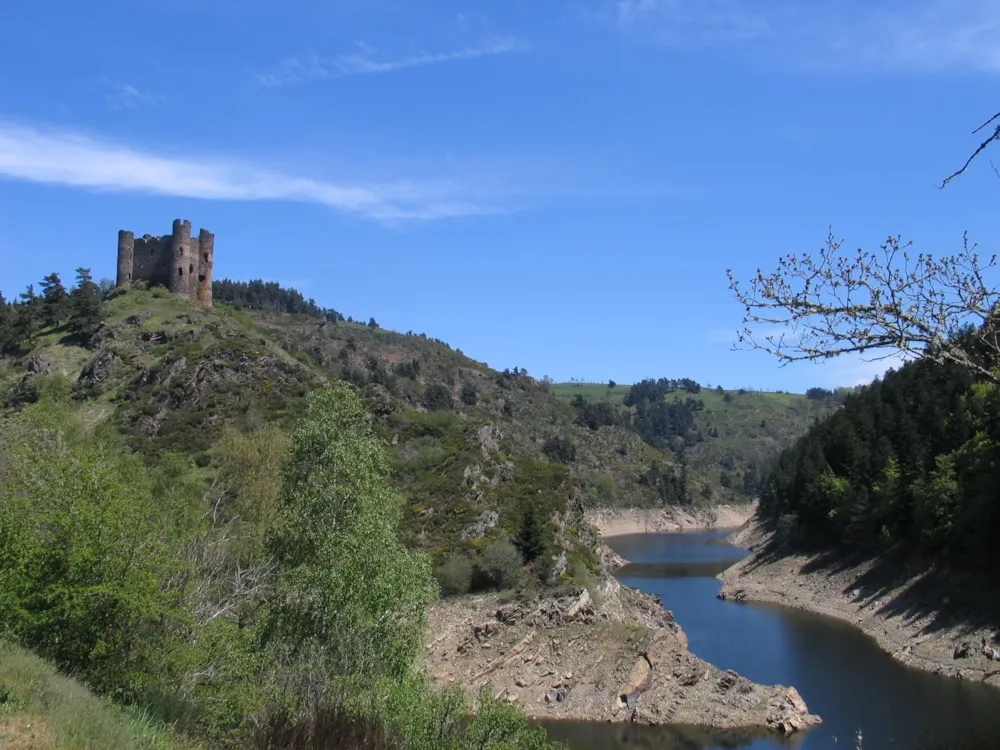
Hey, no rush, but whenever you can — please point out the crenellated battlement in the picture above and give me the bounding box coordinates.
[116,219,214,307]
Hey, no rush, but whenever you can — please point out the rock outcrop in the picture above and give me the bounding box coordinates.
[425,583,821,734]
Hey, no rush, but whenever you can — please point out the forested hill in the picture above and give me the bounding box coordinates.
[759,355,1000,573]
[0,276,693,586]
[552,380,842,504]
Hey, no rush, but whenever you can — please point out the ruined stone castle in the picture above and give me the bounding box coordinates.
[116,219,214,307]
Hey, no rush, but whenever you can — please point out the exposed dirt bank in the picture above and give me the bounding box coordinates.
[718,519,1000,688]
[587,505,756,538]
[424,575,820,734]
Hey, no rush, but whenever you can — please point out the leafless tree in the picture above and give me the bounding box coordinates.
[727,109,1000,382]
[940,109,1000,186]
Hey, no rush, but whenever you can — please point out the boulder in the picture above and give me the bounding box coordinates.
[766,687,819,734]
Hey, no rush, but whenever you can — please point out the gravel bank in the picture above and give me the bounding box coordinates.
[586,504,755,538]
[718,519,1000,688]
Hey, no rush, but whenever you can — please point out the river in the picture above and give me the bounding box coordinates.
[542,531,1000,750]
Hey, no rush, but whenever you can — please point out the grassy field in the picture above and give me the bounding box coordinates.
[550,382,632,404]
[0,643,185,750]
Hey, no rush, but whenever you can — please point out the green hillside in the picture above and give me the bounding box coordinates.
[0,281,559,750]
[0,642,184,750]
[552,381,840,503]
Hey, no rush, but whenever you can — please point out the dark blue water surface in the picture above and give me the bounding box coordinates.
[542,532,1000,750]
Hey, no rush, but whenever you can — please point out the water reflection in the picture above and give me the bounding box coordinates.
[541,720,802,750]
[542,532,1000,750]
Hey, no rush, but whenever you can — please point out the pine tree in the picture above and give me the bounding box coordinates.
[39,272,69,327]
[0,292,14,352]
[513,504,545,563]
[16,285,41,344]
[68,268,103,340]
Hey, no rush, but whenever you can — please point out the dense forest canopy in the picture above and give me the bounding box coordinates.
[761,333,1000,573]
[212,278,344,320]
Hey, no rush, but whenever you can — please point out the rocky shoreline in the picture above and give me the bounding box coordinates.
[423,573,820,734]
[718,519,1000,688]
[586,504,755,538]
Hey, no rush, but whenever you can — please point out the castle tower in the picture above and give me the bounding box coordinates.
[116,230,135,286]
[197,228,214,307]
[115,219,214,307]
[169,219,193,299]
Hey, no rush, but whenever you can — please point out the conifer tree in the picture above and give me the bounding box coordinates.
[16,285,41,344]
[0,292,14,352]
[39,272,69,327]
[68,267,103,340]
[513,503,545,563]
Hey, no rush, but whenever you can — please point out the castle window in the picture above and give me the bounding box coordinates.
[202,252,209,263]
[198,274,207,284]
[179,247,184,256]
[126,273,131,280]
[189,263,194,274]
[150,248,155,256]
[178,267,184,277]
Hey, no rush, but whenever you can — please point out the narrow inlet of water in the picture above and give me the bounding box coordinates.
[542,531,1000,750]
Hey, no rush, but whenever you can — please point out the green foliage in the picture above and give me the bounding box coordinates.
[762,354,1000,571]
[423,382,454,411]
[513,505,546,564]
[460,382,479,406]
[0,641,180,749]
[541,434,577,464]
[0,404,186,699]
[479,540,523,590]
[264,383,437,680]
[39,272,69,327]
[435,555,474,596]
[68,267,104,341]
[212,278,342,321]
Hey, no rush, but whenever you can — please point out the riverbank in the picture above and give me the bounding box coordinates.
[586,504,755,538]
[423,575,820,734]
[718,519,1000,687]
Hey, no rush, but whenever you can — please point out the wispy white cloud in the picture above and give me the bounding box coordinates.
[604,0,1000,72]
[105,82,156,110]
[613,0,769,45]
[0,122,504,221]
[823,351,912,388]
[258,39,528,87]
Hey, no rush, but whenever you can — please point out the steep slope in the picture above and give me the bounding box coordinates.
[0,642,184,750]
[719,354,1000,685]
[2,288,676,584]
[243,313,691,558]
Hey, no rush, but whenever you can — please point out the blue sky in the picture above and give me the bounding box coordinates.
[1,0,998,391]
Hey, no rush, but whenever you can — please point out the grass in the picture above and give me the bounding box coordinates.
[0,642,187,750]
[550,382,631,405]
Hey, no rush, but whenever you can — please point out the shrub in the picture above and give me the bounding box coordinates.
[254,702,400,750]
[542,435,577,464]
[423,383,454,412]
[479,540,522,590]
[0,408,186,698]
[435,555,473,596]
[460,383,478,406]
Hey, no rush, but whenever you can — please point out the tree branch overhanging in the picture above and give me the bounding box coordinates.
[727,231,1000,383]
[939,109,1000,188]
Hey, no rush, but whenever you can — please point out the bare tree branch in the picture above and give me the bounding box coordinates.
[727,231,1000,383]
[939,110,1000,187]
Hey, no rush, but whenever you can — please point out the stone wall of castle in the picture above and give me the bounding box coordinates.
[116,219,214,307]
